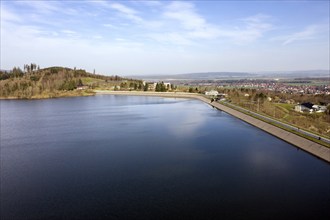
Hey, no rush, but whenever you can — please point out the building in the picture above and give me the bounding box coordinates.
[205,90,219,96]
[147,82,157,91]
[76,86,88,90]
[295,102,314,113]
[312,105,327,113]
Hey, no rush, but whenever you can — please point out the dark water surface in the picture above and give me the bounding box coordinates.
[1,95,329,219]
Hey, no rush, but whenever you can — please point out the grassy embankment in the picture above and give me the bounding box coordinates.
[218,100,329,148]
[219,88,330,137]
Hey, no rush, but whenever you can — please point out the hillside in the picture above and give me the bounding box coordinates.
[0,65,143,99]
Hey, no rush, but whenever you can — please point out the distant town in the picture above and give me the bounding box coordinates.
[144,78,329,96]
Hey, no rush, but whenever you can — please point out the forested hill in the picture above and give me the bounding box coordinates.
[0,65,142,99]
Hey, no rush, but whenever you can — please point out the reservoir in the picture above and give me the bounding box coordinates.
[1,95,329,219]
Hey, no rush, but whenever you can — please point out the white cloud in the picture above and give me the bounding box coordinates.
[138,0,162,7]
[272,24,329,45]
[14,1,60,14]
[143,1,217,46]
[161,2,273,44]
[216,14,273,44]
[61,30,76,35]
[93,35,103,39]
[110,3,143,23]
[164,2,206,30]
[149,32,193,45]
[0,6,21,22]
[115,38,126,41]
[163,1,221,41]
[61,30,79,38]
[103,23,117,28]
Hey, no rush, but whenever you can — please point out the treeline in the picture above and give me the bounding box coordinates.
[155,82,172,92]
[0,65,131,98]
[118,81,144,90]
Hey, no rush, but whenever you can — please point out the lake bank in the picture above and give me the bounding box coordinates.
[0,90,95,100]
[95,90,330,163]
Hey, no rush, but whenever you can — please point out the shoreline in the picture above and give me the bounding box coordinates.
[0,91,95,100]
[95,90,330,163]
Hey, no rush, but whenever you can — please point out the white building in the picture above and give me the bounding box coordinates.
[205,90,219,96]
[164,83,171,90]
[295,103,314,113]
[312,105,327,113]
[147,83,157,90]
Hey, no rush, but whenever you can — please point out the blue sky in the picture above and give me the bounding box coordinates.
[1,0,329,75]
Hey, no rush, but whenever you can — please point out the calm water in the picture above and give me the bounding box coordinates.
[1,95,329,220]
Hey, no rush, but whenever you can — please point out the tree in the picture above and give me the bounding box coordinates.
[0,71,10,80]
[155,82,167,92]
[144,83,148,91]
[78,79,83,86]
[120,82,127,88]
[60,80,77,90]
[155,83,160,92]
[326,105,330,115]
[12,67,23,77]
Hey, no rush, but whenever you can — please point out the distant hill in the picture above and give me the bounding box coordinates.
[0,65,142,99]
[255,70,329,78]
[129,70,329,81]
[130,72,252,80]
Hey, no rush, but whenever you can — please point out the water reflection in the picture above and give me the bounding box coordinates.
[167,106,206,138]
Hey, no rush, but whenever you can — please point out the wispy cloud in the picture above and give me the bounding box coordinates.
[164,2,206,31]
[163,2,220,41]
[220,14,273,44]
[140,2,219,46]
[272,24,329,45]
[93,1,145,24]
[103,23,117,28]
[0,5,21,22]
[61,29,79,38]
[160,3,273,45]
[14,1,60,14]
[138,0,163,7]
[149,32,193,45]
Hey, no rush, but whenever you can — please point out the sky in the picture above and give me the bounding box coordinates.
[1,0,329,76]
